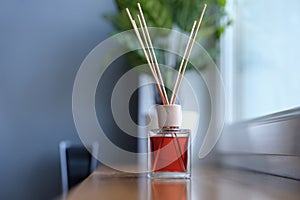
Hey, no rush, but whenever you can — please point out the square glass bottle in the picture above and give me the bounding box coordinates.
[147,105,191,179]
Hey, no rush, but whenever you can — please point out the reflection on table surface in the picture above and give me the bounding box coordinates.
[149,179,190,200]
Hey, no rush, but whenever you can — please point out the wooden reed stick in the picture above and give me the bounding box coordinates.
[172,132,186,171]
[137,14,158,83]
[126,8,167,104]
[172,4,207,104]
[137,3,169,105]
[170,20,197,104]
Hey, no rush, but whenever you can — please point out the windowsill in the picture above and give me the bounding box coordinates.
[217,107,300,180]
[234,106,300,125]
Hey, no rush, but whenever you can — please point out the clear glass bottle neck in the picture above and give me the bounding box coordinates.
[161,126,180,131]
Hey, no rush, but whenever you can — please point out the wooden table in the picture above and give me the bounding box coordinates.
[59,164,300,200]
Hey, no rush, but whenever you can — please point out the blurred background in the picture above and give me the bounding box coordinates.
[0,0,123,199]
[1,0,299,199]
[223,0,300,121]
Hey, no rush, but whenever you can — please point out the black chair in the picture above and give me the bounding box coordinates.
[59,141,98,193]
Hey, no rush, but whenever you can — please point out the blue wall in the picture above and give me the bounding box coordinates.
[0,0,132,199]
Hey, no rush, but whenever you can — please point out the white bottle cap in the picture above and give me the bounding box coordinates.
[157,104,182,129]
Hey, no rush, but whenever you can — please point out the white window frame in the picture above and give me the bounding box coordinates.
[219,0,300,179]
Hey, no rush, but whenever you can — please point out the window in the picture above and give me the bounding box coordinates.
[222,0,300,122]
[219,0,300,180]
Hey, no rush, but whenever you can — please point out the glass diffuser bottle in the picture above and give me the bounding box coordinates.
[148,105,191,179]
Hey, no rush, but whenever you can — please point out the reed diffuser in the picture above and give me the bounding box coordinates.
[126,3,207,178]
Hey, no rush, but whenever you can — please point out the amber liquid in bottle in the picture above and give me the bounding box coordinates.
[148,128,191,178]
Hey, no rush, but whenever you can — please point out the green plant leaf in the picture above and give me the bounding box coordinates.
[216,0,226,7]
[112,0,173,29]
[103,0,231,73]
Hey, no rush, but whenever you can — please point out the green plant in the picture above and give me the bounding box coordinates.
[105,0,230,60]
[104,0,231,100]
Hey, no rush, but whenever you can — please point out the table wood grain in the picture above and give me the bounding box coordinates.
[58,164,300,200]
